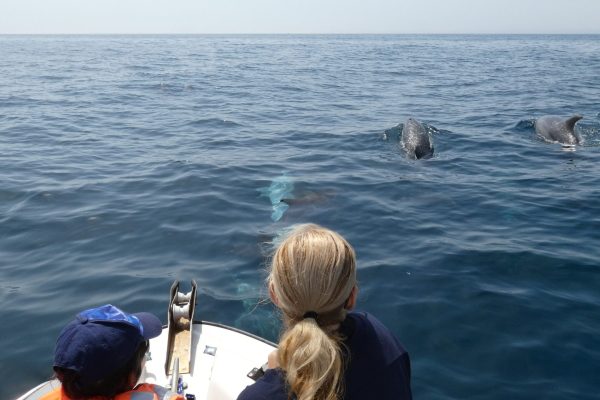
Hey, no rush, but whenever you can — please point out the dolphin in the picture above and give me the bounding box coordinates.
[258,174,294,222]
[401,118,434,159]
[534,115,582,145]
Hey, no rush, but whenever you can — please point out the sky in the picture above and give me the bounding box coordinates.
[1,0,599,35]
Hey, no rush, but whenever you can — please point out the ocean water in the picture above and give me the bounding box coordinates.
[1,35,599,400]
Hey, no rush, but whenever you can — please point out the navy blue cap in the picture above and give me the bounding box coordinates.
[53,304,162,383]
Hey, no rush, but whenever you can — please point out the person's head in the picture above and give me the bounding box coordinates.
[268,223,357,400]
[53,304,162,399]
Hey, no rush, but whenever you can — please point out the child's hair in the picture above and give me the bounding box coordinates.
[54,340,148,399]
[269,224,357,400]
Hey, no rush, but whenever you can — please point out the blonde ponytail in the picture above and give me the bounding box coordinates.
[279,319,343,400]
[269,224,357,400]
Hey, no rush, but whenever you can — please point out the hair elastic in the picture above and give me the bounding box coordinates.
[302,311,318,320]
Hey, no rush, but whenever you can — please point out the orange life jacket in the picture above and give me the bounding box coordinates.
[37,383,183,400]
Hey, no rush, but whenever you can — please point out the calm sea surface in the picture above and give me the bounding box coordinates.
[1,35,599,400]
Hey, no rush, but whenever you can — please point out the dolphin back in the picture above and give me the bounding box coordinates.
[401,118,434,159]
[535,115,582,145]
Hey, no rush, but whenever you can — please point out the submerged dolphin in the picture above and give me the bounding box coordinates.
[401,118,434,159]
[258,174,294,222]
[535,115,582,145]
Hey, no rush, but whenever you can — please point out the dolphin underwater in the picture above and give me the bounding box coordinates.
[258,174,294,222]
[401,118,434,159]
[534,115,583,145]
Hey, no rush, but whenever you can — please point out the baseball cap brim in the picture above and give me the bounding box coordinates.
[133,312,163,339]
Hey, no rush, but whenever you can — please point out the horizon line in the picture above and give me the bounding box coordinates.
[1,32,599,36]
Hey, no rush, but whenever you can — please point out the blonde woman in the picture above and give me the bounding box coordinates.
[238,224,412,400]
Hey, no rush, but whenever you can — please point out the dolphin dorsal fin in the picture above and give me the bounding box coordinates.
[566,115,583,131]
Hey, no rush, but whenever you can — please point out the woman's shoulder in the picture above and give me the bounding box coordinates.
[345,310,386,328]
[343,311,397,340]
[343,311,409,365]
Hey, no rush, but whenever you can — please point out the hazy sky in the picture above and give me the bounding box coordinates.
[1,0,599,34]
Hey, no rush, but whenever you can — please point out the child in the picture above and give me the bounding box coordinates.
[41,304,182,400]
